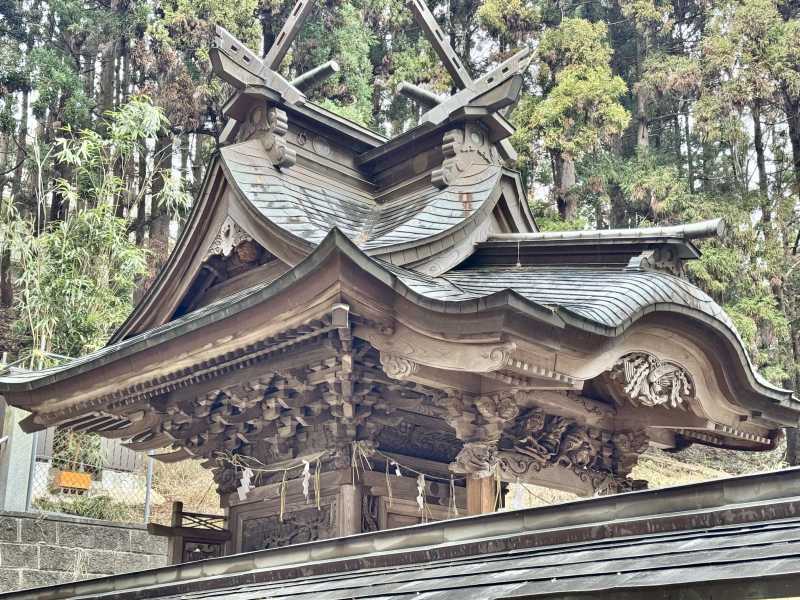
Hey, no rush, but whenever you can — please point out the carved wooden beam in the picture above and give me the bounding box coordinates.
[358,324,515,375]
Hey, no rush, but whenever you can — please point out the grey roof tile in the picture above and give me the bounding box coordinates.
[220,140,502,252]
[438,266,737,331]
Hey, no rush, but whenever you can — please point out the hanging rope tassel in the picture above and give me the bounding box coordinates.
[279,469,288,522]
[449,474,458,517]
[314,456,321,509]
[385,460,392,508]
[416,473,425,516]
[301,460,311,504]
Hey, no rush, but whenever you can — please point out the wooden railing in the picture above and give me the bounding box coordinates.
[148,502,230,564]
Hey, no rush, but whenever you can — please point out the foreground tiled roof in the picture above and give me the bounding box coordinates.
[8,468,800,600]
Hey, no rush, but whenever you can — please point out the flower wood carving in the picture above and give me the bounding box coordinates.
[610,352,694,409]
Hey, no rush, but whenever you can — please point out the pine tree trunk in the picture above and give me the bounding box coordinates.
[684,108,694,193]
[752,101,771,239]
[148,134,173,266]
[552,150,577,220]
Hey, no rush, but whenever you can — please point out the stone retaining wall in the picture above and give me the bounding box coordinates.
[0,511,168,592]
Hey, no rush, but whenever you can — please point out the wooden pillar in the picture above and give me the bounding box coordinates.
[169,501,184,564]
[466,475,496,516]
[337,484,362,536]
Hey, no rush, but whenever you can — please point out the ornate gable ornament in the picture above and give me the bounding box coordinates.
[431,123,501,188]
[207,215,254,259]
[609,352,694,410]
[238,105,296,169]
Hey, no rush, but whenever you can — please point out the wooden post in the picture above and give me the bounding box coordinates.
[338,484,362,536]
[466,475,496,516]
[169,501,184,564]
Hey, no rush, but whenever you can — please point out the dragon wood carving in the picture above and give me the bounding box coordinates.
[501,408,648,492]
[610,352,694,409]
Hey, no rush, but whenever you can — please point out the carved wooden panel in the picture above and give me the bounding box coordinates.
[240,502,337,552]
[375,421,461,463]
[609,352,694,410]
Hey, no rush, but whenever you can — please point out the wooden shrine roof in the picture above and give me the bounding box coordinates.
[220,140,508,251]
[1,229,793,407]
[1,228,797,437]
[1,0,798,457]
[7,467,800,600]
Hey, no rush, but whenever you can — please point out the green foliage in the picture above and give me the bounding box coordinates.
[13,204,147,359]
[28,47,92,128]
[55,97,174,210]
[531,203,588,231]
[523,19,630,159]
[477,0,539,47]
[590,151,692,224]
[530,66,629,156]
[51,430,105,472]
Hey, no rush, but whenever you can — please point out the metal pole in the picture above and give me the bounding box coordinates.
[24,430,37,512]
[143,450,154,523]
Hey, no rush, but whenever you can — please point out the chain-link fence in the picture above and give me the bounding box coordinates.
[26,428,154,523]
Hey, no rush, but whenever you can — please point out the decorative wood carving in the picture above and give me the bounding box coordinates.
[361,325,516,374]
[626,248,685,276]
[261,106,296,169]
[240,503,336,552]
[611,430,649,475]
[361,494,380,533]
[380,352,418,380]
[451,441,498,479]
[375,421,461,463]
[240,104,296,169]
[207,216,253,259]
[500,407,648,492]
[610,353,694,410]
[431,123,499,188]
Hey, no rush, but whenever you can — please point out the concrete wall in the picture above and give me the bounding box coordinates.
[0,406,34,512]
[0,511,168,593]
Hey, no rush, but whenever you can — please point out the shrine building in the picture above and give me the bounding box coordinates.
[1,0,799,594]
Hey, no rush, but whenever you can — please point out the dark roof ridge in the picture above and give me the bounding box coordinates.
[487,218,724,243]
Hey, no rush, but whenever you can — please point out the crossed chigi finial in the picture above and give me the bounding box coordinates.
[210,0,530,160]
